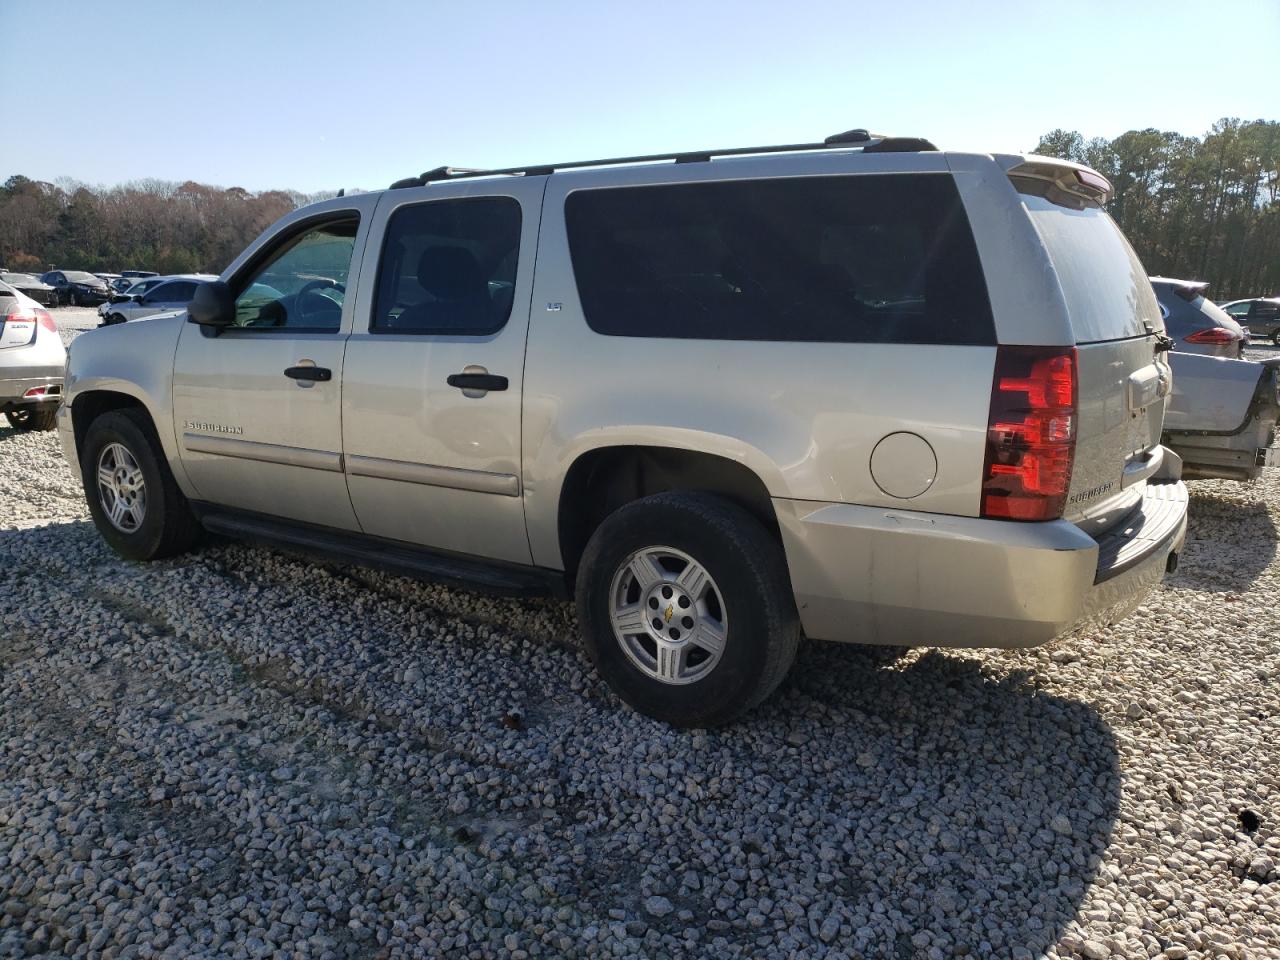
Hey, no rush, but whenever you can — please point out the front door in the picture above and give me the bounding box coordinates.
[172,204,374,529]
[340,180,545,564]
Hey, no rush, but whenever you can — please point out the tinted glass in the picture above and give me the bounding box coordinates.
[142,282,175,303]
[165,281,198,302]
[564,174,994,344]
[373,197,521,335]
[147,281,196,303]
[232,218,359,331]
[1022,194,1158,342]
[64,271,99,284]
[1251,301,1280,321]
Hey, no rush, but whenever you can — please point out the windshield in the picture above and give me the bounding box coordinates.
[64,271,101,284]
[1,273,37,284]
[1022,193,1161,342]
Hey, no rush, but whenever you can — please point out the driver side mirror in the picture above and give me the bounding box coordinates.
[187,281,235,335]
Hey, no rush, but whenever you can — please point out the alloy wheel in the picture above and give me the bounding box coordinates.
[608,546,727,685]
[96,442,147,533]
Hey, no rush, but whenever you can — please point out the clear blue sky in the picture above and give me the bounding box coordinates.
[2,0,1276,194]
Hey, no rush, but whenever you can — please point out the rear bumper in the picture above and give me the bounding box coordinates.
[0,370,64,405]
[775,477,1188,649]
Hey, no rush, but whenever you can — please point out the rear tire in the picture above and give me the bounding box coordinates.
[575,492,800,727]
[4,407,57,431]
[1272,330,1280,347]
[80,408,203,561]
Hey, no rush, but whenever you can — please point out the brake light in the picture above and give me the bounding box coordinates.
[981,346,1078,521]
[1074,169,1112,195]
[1183,327,1242,345]
[1,304,54,330]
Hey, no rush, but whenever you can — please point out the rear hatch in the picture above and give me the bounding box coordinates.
[1014,167,1169,533]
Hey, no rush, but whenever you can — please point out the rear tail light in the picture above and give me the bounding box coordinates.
[1183,327,1243,345]
[981,346,1078,521]
[36,309,56,333]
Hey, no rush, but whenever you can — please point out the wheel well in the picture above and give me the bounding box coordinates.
[558,446,779,581]
[71,391,148,458]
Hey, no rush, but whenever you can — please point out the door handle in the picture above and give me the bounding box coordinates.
[447,372,508,392]
[285,365,332,382]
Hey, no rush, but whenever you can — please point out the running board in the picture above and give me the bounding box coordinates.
[197,508,565,598]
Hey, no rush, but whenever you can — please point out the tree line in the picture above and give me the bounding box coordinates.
[1034,118,1278,300]
[2,117,1276,298]
[0,175,334,277]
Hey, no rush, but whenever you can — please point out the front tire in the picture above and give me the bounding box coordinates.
[576,492,800,727]
[107,313,126,326]
[1272,330,1280,347]
[4,407,57,431]
[80,409,202,561]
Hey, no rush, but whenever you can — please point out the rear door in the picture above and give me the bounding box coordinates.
[1019,190,1169,530]
[340,179,544,564]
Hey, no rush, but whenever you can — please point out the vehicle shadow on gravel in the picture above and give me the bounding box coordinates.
[759,641,1121,957]
[1172,483,1277,593]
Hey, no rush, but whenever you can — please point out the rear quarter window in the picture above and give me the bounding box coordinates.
[564,173,995,345]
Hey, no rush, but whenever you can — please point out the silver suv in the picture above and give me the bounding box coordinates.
[59,131,1188,726]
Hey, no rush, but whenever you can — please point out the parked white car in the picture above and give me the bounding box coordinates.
[0,281,65,431]
[98,274,216,326]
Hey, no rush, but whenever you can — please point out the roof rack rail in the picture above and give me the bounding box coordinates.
[388,128,936,189]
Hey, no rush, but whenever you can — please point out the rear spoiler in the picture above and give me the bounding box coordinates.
[1000,155,1113,207]
[1150,277,1210,302]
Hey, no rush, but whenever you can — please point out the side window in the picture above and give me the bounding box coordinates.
[372,196,521,335]
[564,174,996,345]
[1224,302,1250,318]
[232,217,359,331]
[164,281,198,303]
[142,282,175,304]
[1252,301,1279,321]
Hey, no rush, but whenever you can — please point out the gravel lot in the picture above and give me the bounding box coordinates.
[1,308,1277,959]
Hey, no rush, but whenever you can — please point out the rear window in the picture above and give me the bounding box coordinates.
[1022,194,1159,342]
[565,174,995,344]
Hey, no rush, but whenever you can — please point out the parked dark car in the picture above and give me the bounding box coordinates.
[1220,297,1280,345]
[39,270,111,306]
[0,272,58,307]
[1151,277,1247,358]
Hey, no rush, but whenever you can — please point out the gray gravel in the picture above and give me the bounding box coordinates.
[0,309,1277,958]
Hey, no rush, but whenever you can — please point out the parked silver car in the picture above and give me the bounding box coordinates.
[0,281,65,431]
[59,132,1188,725]
[1152,277,1248,357]
[98,274,217,326]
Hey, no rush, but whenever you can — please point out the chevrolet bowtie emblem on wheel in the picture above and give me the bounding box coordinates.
[664,604,674,623]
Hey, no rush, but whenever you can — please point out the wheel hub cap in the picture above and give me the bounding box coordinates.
[609,546,727,685]
[96,442,147,533]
